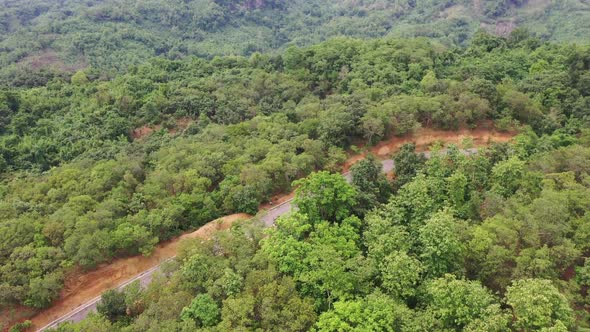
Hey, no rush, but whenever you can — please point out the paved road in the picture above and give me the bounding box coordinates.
[36,148,477,331]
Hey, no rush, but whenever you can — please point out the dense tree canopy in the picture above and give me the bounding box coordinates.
[2,0,590,87]
[53,139,590,331]
[0,28,590,331]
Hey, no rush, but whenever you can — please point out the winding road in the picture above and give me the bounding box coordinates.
[36,148,478,331]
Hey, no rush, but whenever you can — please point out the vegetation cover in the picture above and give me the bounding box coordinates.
[51,138,590,331]
[0,26,589,330]
[2,0,590,86]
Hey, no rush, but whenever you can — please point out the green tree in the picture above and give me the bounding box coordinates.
[315,292,412,331]
[392,143,426,190]
[124,280,145,317]
[576,259,590,286]
[418,210,466,278]
[8,320,31,332]
[505,279,574,330]
[180,294,220,327]
[350,154,391,211]
[293,171,357,223]
[262,212,314,275]
[180,253,225,293]
[24,272,63,308]
[467,215,520,291]
[97,289,127,322]
[52,314,112,332]
[364,212,413,263]
[219,269,316,331]
[424,274,502,330]
[446,171,469,209]
[361,115,385,144]
[263,213,369,309]
[111,223,158,256]
[379,251,423,300]
[71,71,89,85]
[491,156,525,197]
[420,70,439,93]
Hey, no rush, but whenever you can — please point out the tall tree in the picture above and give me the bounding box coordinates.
[418,210,466,278]
[292,171,357,223]
[392,143,426,190]
[97,289,127,322]
[350,154,391,212]
[505,279,574,331]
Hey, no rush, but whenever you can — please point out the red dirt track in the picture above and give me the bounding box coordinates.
[342,126,514,171]
[7,214,250,332]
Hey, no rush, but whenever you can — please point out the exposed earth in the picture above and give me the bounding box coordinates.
[28,213,250,331]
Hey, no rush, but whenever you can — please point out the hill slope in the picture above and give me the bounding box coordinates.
[1,33,589,323]
[1,0,590,86]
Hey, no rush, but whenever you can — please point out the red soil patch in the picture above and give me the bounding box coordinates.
[131,117,194,140]
[18,213,250,332]
[18,50,86,72]
[131,124,162,139]
[562,264,576,281]
[343,126,515,171]
[169,117,193,135]
[259,191,295,210]
[0,306,36,331]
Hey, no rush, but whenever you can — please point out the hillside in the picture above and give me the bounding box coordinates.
[2,0,590,86]
[1,30,590,330]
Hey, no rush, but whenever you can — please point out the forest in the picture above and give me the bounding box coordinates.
[51,140,590,331]
[1,0,590,87]
[0,27,589,330]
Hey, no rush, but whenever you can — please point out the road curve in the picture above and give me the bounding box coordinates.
[36,148,477,331]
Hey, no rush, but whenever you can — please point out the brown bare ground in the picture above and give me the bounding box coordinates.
[20,213,250,332]
[131,124,162,139]
[343,126,515,171]
[131,117,194,140]
[259,191,296,210]
[18,50,87,72]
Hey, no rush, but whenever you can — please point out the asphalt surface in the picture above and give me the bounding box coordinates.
[36,148,477,331]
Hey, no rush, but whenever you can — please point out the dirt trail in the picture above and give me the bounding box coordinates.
[343,126,514,171]
[22,213,249,331]
[260,126,514,208]
[12,126,516,331]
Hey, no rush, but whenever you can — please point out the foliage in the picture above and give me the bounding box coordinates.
[423,274,501,330]
[350,154,391,212]
[314,291,412,331]
[8,320,31,332]
[506,279,574,330]
[48,141,590,331]
[392,143,427,190]
[418,210,466,278]
[293,171,357,223]
[96,289,127,322]
[2,29,590,331]
[50,314,112,332]
[180,294,219,327]
[2,0,590,88]
[379,251,423,300]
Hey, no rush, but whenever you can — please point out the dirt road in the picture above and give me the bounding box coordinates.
[31,214,250,331]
